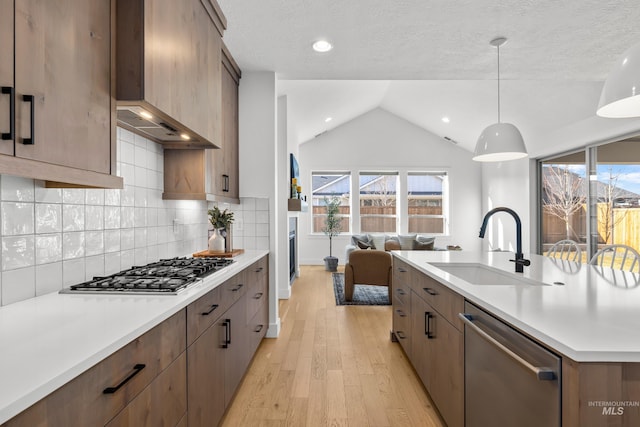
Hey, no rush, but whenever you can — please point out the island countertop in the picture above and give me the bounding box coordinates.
[0,250,269,425]
[393,250,640,363]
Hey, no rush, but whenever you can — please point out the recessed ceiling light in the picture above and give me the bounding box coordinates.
[180,133,190,141]
[324,117,332,123]
[139,110,153,120]
[312,40,333,53]
[441,116,450,123]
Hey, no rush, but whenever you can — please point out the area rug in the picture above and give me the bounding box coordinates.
[332,273,391,306]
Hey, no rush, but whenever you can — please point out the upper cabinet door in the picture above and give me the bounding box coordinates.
[0,0,14,156]
[14,0,113,175]
[117,0,223,148]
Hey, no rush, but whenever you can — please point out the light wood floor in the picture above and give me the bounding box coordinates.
[221,265,445,427]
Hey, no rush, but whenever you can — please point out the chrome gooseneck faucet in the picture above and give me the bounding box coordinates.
[479,207,531,273]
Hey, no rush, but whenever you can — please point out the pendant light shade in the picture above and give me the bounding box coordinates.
[597,42,640,118]
[473,37,528,162]
[473,122,527,161]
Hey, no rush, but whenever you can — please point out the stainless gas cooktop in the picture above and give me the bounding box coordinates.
[60,257,234,295]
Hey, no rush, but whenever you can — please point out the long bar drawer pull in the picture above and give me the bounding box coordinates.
[201,304,219,316]
[397,267,407,273]
[458,313,556,381]
[255,324,264,333]
[1,86,14,140]
[22,95,34,145]
[103,364,146,394]
[423,287,437,296]
[222,319,231,348]
[254,292,264,299]
[425,312,434,339]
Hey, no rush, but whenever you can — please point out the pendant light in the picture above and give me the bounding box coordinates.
[597,41,640,117]
[473,37,528,162]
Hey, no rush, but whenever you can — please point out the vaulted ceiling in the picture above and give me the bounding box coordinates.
[218,0,640,158]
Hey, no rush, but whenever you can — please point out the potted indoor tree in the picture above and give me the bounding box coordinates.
[322,196,342,271]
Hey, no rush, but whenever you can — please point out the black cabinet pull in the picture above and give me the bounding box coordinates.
[398,267,407,273]
[254,324,264,333]
[232,284,243,292]
[396,289,406,296]
[22,95,34,145]
[201,304,219,316]
[103,364,145,394]
[423,287,437,296]
[222,174,229,192]
[396,331,406,340]
[1,86,14,141]
[425,312,434,339]
[395,309,406,318]
[222,319,231,348]
[254,292,263,299]
[255,267,263,272]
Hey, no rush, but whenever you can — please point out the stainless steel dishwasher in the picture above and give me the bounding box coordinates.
[459,302,561,427]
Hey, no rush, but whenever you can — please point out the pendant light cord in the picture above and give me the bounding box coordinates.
[497,44,501,123]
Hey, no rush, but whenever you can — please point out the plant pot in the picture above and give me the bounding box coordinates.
[324,256,339,272]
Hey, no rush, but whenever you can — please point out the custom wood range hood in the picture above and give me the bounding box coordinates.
[115,0,226,149]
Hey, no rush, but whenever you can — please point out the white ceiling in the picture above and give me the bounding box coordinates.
[217,0,640,157]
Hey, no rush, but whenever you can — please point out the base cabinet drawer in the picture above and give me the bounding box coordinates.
[106,352,187,427]
[392,297,411,354]
[3,311,186,427]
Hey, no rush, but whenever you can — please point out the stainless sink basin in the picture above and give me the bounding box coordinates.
[429,263,550,286]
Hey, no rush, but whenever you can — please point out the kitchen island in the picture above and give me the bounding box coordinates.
[0,250,269,426]
[393,250,640,427]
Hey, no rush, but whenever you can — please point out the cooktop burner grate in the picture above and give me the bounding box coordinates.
[61,257,234,295]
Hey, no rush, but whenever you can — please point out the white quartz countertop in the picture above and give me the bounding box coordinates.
[0,250,269,424]
[394,250,640,363]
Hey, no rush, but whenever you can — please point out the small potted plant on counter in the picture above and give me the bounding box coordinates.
[208,206,234,252]
[322,196,342,272]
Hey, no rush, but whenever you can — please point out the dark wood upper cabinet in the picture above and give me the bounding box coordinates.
[116,0,225,149]
[0,0,122,188]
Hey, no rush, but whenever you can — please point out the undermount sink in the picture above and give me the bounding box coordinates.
[429,263,550,286]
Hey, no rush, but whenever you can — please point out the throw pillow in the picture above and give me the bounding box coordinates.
[415,236,436,250]
[356,240,374,249]
[370,234,387,251]
[351,234,371,247]
[398,234,417,250]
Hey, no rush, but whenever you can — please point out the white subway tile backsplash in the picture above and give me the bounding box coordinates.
[85,206,104,231]
[62,258,85,287]
[62,205,85,232]
[85,255,105,280]
[1,175,34,202]
[35,234,62,264]
[35,186,62,204]
[35,203,62,233]
[35,262,63,296]
[2,236,35,270]
[2,202,35,235]
[63,232,85,260]
[1,267,35,304]
[0,133,268,306]
[62,188,85,205]
[85,231,104,256]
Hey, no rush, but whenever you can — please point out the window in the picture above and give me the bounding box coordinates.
[311,172,351,233]
[359,172,398,233]
[408,172,448,234]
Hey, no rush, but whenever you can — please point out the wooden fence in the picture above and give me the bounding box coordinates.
[312,206,443,233]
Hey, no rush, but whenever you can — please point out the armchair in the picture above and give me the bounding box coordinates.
[344,250,393,303]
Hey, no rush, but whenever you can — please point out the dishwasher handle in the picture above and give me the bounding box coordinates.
[459,313,556,381]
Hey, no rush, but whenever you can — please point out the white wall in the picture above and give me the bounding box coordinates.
[239,71,281,337]
[297,107,482,265]
[479,158,533,255]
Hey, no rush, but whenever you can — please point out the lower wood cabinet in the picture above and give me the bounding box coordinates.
[392,258,463,427]
[3,311,186,427]
[3,255,269,427]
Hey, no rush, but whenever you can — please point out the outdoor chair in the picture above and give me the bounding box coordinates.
[546,239,582,262]
[589,244,640,272]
